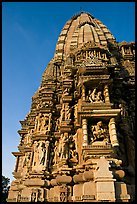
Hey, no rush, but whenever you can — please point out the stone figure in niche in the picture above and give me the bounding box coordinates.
[40,113,52,134]
[33,141,39,166]
[25,131,33,146]
[65,105,71,120]
[74,104,78,121]
[74,133,78,152]
[69,149,78,163]
[63,88,70,96]
[31,192,36,202]
[55,118,60,131]
[34,113,42,132]
[40,114,49,133]
[91,121,108,143]
[88,88,96,102]
[59,134,69,159]
[53,140,59,164]
[38,142,46,165]
[23,152,31,167]
[87,88,104,103]
[68,134,78,163]
[96,91,104,102]
[60,104,65,123]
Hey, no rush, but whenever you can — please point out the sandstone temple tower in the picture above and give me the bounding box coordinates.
[7,12,135,202]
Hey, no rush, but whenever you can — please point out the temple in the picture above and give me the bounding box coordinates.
[7,12,135,202]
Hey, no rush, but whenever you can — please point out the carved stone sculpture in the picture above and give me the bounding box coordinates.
[65,105,71,120]
[59,134,69,160]
[91,121,108,143]
[88,88,96,102]
[33,141,39,166]
[38,142,46,165]
[87,89,104,103]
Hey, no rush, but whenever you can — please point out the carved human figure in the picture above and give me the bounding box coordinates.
[60,104,65,123]
[59,134,69,159]
[31,192,36,202]
[40,113,52,134]
[73,133,78,152]
[96,91,104,102]
[88,88,96,102]
[65,105,71,120]
[40,114,49,133]
[88,89,104,103]
[38,142,46,165]
[63,88,70,96]
[74,104,78,121]
[34,113,42,132]
[55,118,60,131]
[33,142,39,166]
[23,152,31,167]
[53,140,59,164]
[91,121,107,142]
[69,149,78,162]
[25,132,32,146]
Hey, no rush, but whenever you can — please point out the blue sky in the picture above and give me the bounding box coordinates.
[2,2,135,183]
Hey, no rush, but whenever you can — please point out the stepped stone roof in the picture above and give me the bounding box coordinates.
[54,12,115,59]
[43,12,116,81]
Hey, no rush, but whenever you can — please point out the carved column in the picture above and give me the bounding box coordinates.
[82,119,88,146]
[15,156,19,172]
[109,118,119,147]
[104,84,110,103]
[82,85,86,101]
[44,141,50,167]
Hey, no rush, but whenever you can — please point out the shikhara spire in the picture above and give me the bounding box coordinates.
[7,12,135,202]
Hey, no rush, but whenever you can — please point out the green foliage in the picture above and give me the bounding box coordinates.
[2,175,10,202]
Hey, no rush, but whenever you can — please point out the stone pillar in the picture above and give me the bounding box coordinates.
[94,156,116,202]
[104,84,110,103]
[115,182,130,202]
[109,118,119,147]
[82,119,88,146]
[82,85,86,101]
[44,141,50,167]
[15,156,19,172]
